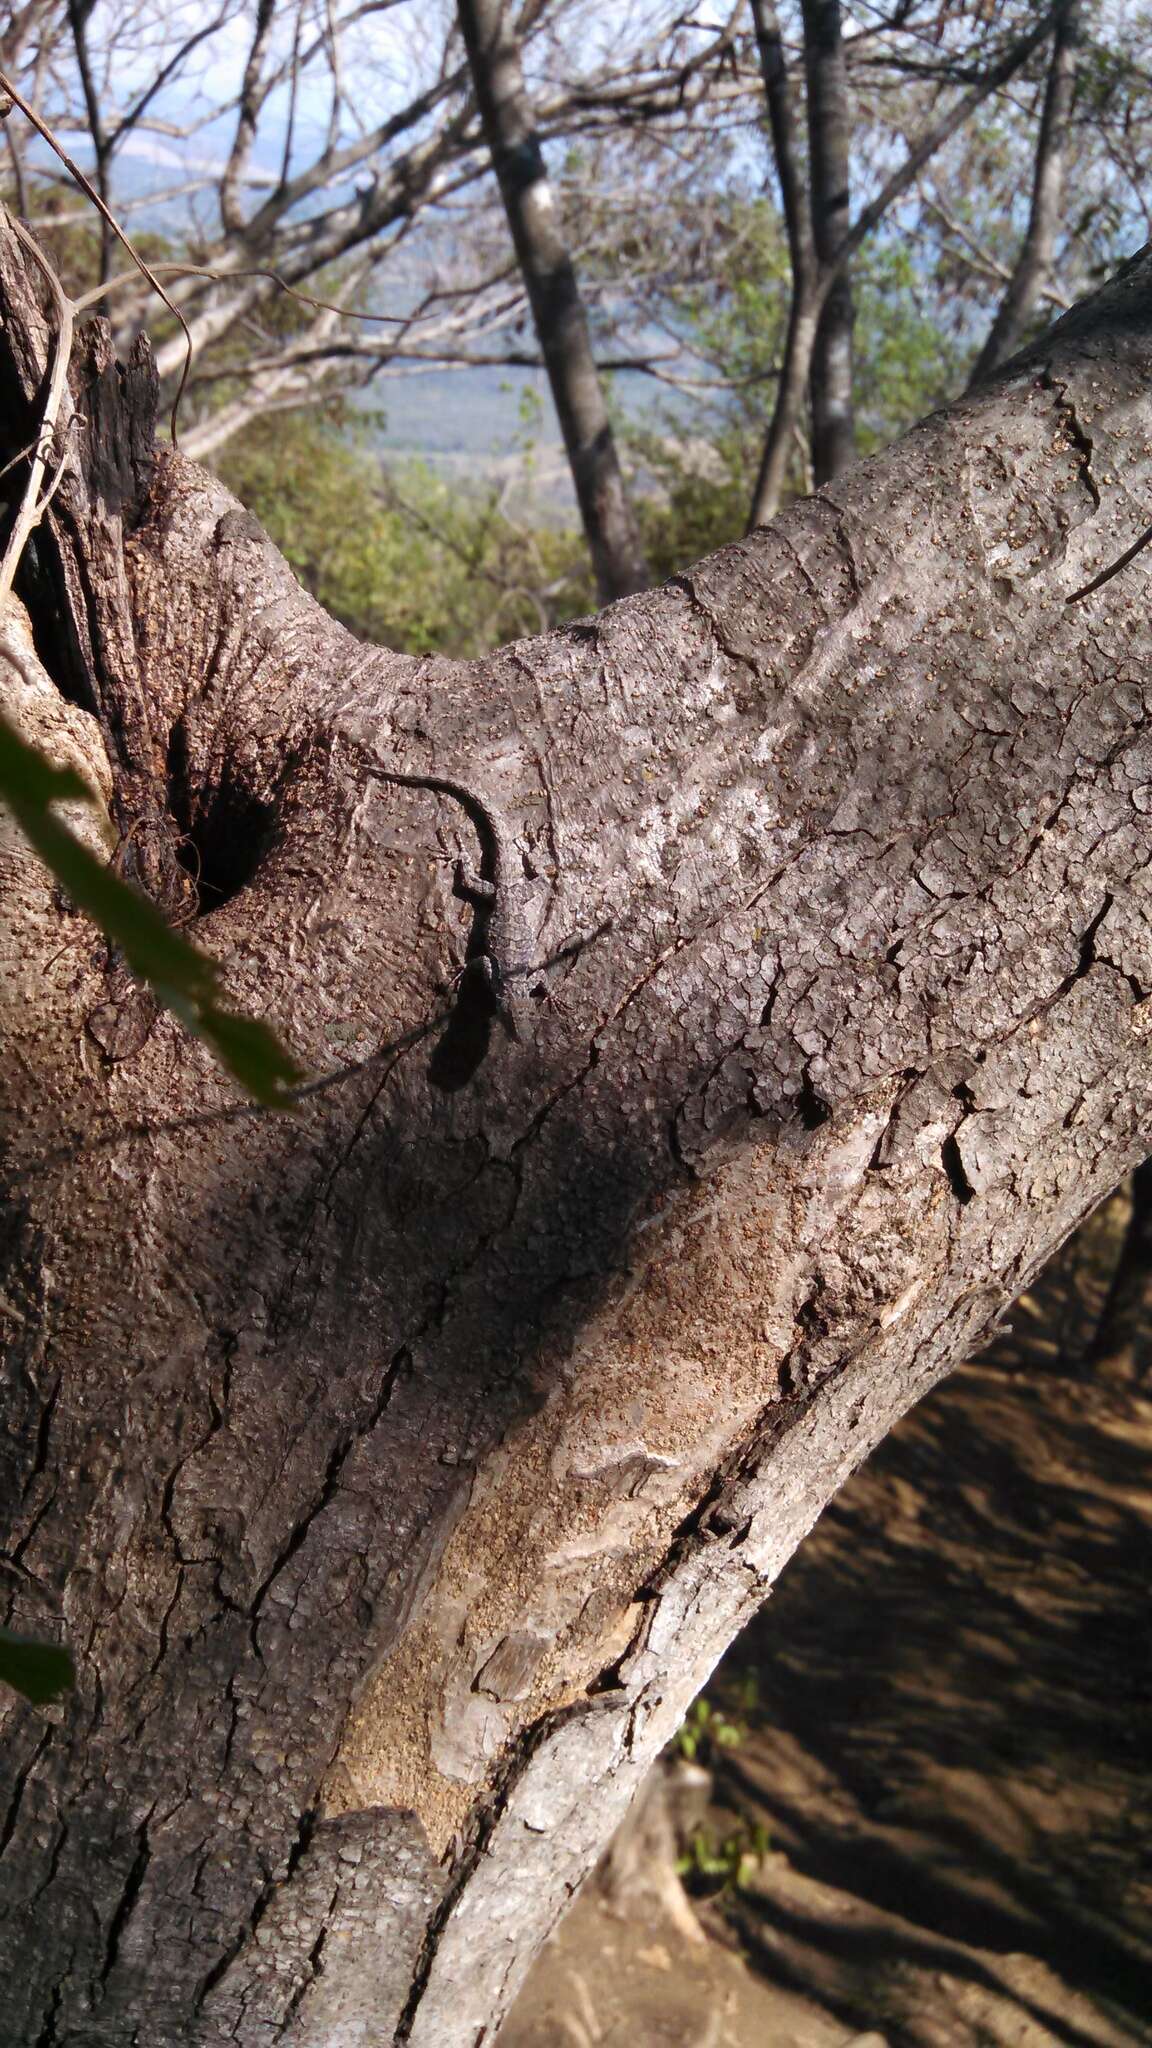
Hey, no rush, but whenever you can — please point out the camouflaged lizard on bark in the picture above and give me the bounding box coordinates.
[372,769,542,1039]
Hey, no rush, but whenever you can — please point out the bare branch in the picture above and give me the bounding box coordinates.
[106,8,233,157]
[220,0,278,236]
[835,12,1056,273]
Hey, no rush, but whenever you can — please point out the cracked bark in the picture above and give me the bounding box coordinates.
[3,210,1152,2044]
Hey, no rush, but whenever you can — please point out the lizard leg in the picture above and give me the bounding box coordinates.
[454,859,496,906]
[463,953,520,1041]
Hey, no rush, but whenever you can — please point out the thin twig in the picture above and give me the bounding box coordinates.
[0,218,73,621]
[1065,519,1152,604]
[71,258,411,325]
[0,431,47,485]
[30,417,80,521]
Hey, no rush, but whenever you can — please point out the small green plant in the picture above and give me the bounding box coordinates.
[677,1819,770,1896]
[673,1691,748,1766]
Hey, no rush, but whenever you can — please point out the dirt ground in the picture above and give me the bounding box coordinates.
[499,1195,1152,2047]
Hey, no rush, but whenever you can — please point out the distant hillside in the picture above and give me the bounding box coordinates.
[368,358,682,520]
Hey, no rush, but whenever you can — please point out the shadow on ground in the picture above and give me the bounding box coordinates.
[500,1194,1152,2047]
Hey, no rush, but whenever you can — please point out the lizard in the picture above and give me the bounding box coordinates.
[370,768,541,1040]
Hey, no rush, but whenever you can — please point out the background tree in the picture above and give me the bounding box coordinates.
[457,0,649,601]
[967,0,1083,382]
[0,0,745,457]
[5,2,1151,591]
[748,1,1061,526]
[801,0,855,486]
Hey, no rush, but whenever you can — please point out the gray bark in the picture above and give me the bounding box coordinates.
[456,0,649,605]
[802,0,855,486]
[968,0,1082,386]
[3,210,1152,2044]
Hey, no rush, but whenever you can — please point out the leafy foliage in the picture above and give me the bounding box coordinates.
[673,1691,749,1767]
[677,1818,771,1896]
[628,200,966,583]
[215,414,595,655]
[673,1680,767,1894]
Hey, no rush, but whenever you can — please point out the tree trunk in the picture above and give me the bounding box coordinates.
[2,212,1152,2045]
[968,0,1082,386]
[746,7,1052,531]
[1088,1159,1152,1386]
[747,278,821,530]
[457,0,649,606]
[802,0,855,486]
[748,0,817,528]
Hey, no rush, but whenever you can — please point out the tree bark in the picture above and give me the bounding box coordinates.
[968,0,1082,386]
[802,0,855,486]
[456,0,649,605]
[3,212,1152,2045]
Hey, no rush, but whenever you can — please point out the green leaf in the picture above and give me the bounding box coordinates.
[0,713,302,1105]
[0,1629,74,1704]
[194,1005,302,1106]
[0,718,88,804]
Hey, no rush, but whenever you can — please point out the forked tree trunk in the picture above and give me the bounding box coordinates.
[746,9,1052,532]
[2,212,1152,2045]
